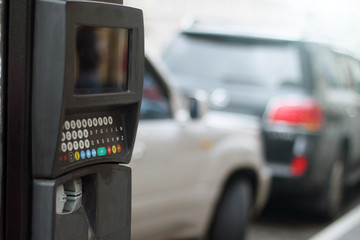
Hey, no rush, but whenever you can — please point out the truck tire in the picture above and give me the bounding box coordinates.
[208,178,252,240]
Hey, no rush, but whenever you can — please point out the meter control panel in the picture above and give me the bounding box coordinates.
[32,0,144,178]
[58,111,128,167]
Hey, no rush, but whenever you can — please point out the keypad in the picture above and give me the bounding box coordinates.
[58,112,126,166]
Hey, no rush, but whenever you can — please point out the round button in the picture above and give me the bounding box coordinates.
[69,152,74,162]
[117,144,121,153]
[76,120,82,129]
[108,116,113,125]
[103,117,108,125]
[67,142,73,151]
[93,118,98,127]
[107,146,111,154]
[75,151,80,161]
[83,129,89,138]
[64,155,68,162]
[80,151,86,160]
[70,120,76,129]
[82,119,87,128]
[85,139,90,148]
[112,145,117,154]
[64,121,70,130]
[72,130,77,140]
[86,149,91,158]
[61,143,67,152]
[66,132,71,141]
[79,140,84,149]
[61,132,65,142]
[78,130,83,139]
[92,149,97,157]
[73,141,79,151]
[87,118,92,127]
[98,117,103,126]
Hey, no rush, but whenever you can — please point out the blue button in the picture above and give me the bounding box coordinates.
[92,149,97,157]
[86,149,91,158]
[80,151,86,159]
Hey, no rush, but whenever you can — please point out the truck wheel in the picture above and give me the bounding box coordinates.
[319,158,344,219]
[208,178,252,240]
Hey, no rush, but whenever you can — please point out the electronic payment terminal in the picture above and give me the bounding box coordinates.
[31,0,143,239]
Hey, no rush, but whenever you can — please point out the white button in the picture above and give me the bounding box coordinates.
[78,130,83,139]
[67,142,73,152]
[85,139,90,148]
[93,118,98,127]
[64,121,70,130]
[61,143,67,152]
[76,120,81,129]
[103,117,108,125]
[66,132,71,141]
[73,141,79,150]
[83,129,89,138]
[82,119,87,128]
[72,130,77,140]
[98,117,103,126]
[87,118,92,127]
[70,120,76,129]
[61,132,65,142]
[108,116,113,125]
[79,140,84,149]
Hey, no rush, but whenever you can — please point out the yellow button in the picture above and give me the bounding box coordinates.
[75,151,80,161]
[112,145,117,154]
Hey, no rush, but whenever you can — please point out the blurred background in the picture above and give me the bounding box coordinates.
[127,0,360,57]
[125,1,360,240]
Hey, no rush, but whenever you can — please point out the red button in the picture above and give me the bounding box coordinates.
[59,156,63,161]
[117,144,122,153]
[107,146,111,154]
[64,155,68,161]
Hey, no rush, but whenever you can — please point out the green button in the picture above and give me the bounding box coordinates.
[97,147,107,156]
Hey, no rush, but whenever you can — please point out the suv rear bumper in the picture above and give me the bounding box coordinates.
[263,127,334,198]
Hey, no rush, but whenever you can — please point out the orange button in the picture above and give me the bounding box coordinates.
[117,144,121,153]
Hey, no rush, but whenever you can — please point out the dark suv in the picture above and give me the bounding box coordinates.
[162,25,360,218]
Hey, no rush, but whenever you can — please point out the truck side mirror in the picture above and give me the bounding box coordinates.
[189,90,208,119]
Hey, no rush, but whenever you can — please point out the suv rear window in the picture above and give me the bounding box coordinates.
[164,33,303,89]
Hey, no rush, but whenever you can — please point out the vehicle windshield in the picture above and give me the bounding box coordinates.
[163,33,303,89]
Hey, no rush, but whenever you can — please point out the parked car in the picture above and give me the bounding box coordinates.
[162,24,360,218]
[130,57,271,240]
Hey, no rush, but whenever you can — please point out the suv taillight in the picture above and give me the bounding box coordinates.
[267,98,323,131]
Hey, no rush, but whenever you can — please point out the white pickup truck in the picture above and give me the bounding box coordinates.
[130,57,271,240]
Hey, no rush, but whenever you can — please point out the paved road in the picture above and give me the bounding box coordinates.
[248,184,360,240]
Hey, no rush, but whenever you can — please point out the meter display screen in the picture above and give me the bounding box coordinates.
[75,26,129,94]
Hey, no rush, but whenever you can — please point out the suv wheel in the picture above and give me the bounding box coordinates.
[208,178,252,240]
[320,158,344,219]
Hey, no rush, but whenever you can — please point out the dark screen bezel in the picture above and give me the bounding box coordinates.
[65,1,144,110]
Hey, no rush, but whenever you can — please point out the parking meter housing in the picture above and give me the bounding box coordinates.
[31,1,144,239]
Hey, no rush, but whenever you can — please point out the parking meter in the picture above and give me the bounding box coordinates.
[31,0,143,239]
